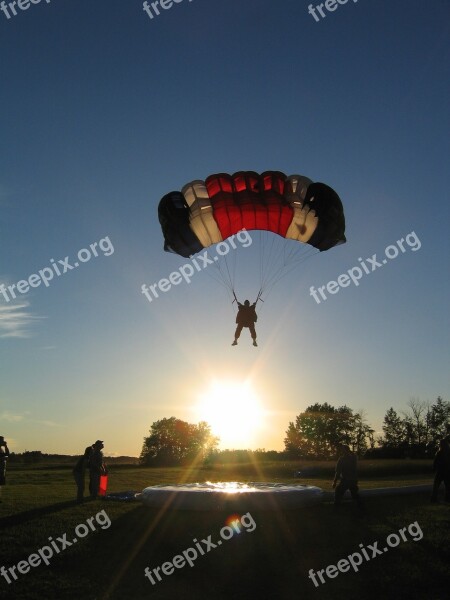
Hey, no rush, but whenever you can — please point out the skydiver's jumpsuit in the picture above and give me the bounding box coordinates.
[334,453,364,508]
[234,303,257,342]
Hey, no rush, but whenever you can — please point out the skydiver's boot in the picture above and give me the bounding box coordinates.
[232,340,237,346]
[253,340,258,347]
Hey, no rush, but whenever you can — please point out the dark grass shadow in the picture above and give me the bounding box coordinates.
[90,497,449,600]
[1,495,448,600]
[0,498,97,530]
[52,499,381,600]
[359,493,450,599]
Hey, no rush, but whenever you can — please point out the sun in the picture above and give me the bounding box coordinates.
[195,380,265,448]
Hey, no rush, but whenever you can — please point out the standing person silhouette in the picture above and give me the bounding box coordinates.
[0,436,9,503]
[333,444,364,510]
[73,443,93,503]
[232,299,258,347]
[89,440,105,499]
[431,439,450,503]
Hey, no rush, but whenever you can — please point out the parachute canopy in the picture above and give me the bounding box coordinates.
[158,171,346,258]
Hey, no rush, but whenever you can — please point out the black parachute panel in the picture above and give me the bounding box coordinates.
[304,183,346,251]
[158,192,203,258]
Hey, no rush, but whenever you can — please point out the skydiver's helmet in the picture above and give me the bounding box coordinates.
[244,300,250,306]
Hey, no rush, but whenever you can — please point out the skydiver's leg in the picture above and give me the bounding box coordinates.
[249,324,257,346]
[233,324,243,345]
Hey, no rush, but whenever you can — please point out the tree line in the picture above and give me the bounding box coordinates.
[139,397,449,466]
[285,397,449,459]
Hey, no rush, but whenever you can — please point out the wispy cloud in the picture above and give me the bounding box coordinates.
[36,420,60,428]
[0,300,44,338]
[0,411,25,422]
[0,410,59,428]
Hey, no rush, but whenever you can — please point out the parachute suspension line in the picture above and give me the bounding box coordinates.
[259,248,320,301]
[266,241,319,291]
[258,230,272,296]
[258,232,292,296]
[197,227,318,309]
[203,258,236,316]
[223,251,234,291]
[232,239,237,288]
[259,230,266,295]
[220,241,238,301]
[258,231,282,296]
[204,238,240,302]
[266,233,281,281]
[262,246,318,291]
[283,239,299,266]
[205,248,236,294]
[210,263,231,291]
[204,267,233,293]
[209,250,234,292]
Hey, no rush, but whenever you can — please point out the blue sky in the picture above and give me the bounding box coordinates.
[0,0,449,456]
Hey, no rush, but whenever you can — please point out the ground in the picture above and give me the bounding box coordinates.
[0,460,448,599]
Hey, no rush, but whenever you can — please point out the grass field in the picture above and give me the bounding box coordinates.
[0,460,448,600]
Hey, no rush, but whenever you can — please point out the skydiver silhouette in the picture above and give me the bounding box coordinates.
[232,299,258,347]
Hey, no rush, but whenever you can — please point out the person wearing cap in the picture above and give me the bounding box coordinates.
[89,440,105,499]
[0,436,10,502]
[73,444,93,503]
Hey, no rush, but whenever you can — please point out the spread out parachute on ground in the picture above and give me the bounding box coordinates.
[158,171,346,300]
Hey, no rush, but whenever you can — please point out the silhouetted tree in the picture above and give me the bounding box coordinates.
[378,397,449,458]
[350,411,375,456]
[428,397,450,441]
[403,398,429,446]
[22,450,43,464]
[140,417,219,466]
[381,407,406,447]
[284,403,356,459]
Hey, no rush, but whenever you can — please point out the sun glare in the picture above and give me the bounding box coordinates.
[195,380,264,448]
